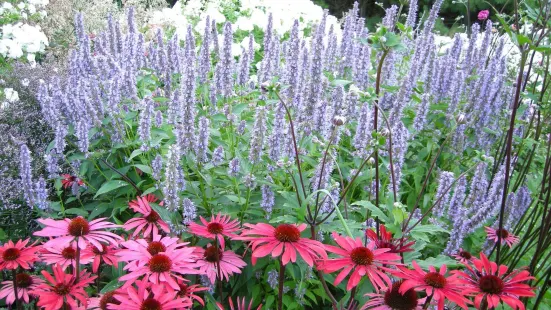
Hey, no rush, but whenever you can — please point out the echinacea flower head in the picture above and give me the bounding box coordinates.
[237,223,327,266]
[109,279,192,309]
[61,174,84,189]
[34,217,122,250]
[454,253,535,310]
[361,280,422,310]
[124,194,169,238]
[40,243,93,271]
[195,245,247,283]
[116,235,188,271]
[188,213,240,249]
[88,291,122,309]
[395,261,470,310]
[485,227,520,248]
[318,232,401,291]
[366,224,415,254]
[81,243,119,273]
[478,9,490,20]
[118,239,199,290]
[452,248,473,264]
[0,239,40,270]
[217,297,262,310]
[0,273,43,305]
[31,264,96,310]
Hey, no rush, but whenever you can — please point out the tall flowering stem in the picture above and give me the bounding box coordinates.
[277,258,285,310]
[12,269,21,310]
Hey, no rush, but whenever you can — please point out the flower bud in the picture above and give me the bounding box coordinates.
[456,113,466,124]
[332,116,346,126]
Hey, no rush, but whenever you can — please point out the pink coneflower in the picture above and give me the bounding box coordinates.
[81,243,119,273]
[188,213,240,249]
[123,194,169,238]
[485,227,520,248]
[0,273,43,305]
[118,240,198,290]
[454,252,535,310]
[31,264,96,310]
[109,279,192,309]
[61,174,84,189]
[237,223,327,266]
[88,291,122,310]
[34,216,122,250]
[452,248,473,264]
[0,239,39,270]
[478,9,490,20]
[366,224,415,254]
[394,261,470,310]
[168,278,208,306]
[195,245,247,283]
[116,235,188,271]
[217,297,262,310]
[361,280,422,310]
[40,244,93,270]
[318,232,401,291]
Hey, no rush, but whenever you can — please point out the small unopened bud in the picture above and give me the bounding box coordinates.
[368,157,376,165]
[456,113,466,124]
[260,81,270,92]
[332,116,346,126]
[380,128,390,137]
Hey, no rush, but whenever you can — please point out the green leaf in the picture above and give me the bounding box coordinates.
[410,224,449,235]
[150,203,172,224]
[226,195,246,204]
[89,203,110,220]
[128,149,143,161]
[415,255,459,269]
[100,278,123,294]
[331,79,353,87]
[64,208,89,217]
[352,200,390,222]
[94,180,130,198]
[133,164,152,175]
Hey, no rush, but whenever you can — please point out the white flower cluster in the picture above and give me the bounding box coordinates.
[0,88,19,110]
[147,0,341,56]
[0,0,49,61]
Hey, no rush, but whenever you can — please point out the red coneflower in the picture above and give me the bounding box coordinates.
[81,243,119,273]
[0,239,40,270]
[394,261,470,309]
[61,174,84,189]
[485,227,520,248]
[116,235,189,271]
[452,248,473,264]
[109,279,191,309]
[34,217,122,250]
[123,194,169,238]
[217,297,262,310]
[366,224,415,254]
[194,245,247,283]
[237,223,327,266]
[0,273,43,305]
[454,252,535,310]
[40,243,93,271]
[361,280,423,310]
[117,239,199,290]
[318,232,401,291]
[188,213,240,249]
[31,264,96,310]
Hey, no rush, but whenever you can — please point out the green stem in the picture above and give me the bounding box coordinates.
[12,269,21,310]
[277,259,286,310]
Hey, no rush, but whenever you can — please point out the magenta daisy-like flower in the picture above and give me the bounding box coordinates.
[39,243,93,271]
[217,297,262,310]
[188,213,240,249]
[394,261,470,310]
[116,235,188,271]
[454,252,535,310]
[452,248,473,264]
[34,217,122,250]
[81,243,119,273]
[195,245,247,283]
[31,264,96,310]
[123,194,169,238]
[117,238,199,290]
[0,273,43,305]
[237,223,327,266]
[168,278,208,306]
[361,280,423,310]
[109,279,192,309]
[88,291,122,310]
[318,232,401,291]
[485,227,520,248]
[0,239,40,270]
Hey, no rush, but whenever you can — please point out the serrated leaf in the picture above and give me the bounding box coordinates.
[94,180,129,198]
[100,278,123,294]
